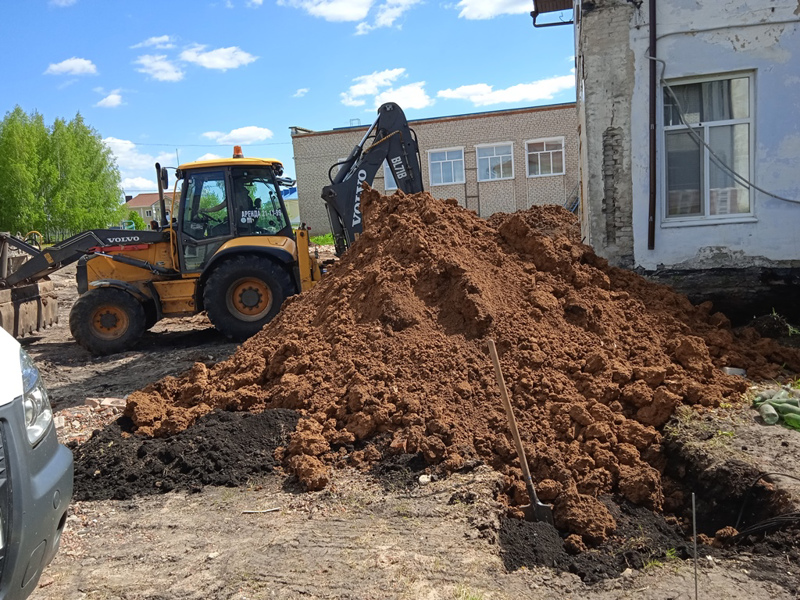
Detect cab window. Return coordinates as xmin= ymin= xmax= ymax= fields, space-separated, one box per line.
xmin=231 ymin=168 xmax=291 ymax=236
xmin=182 ymin=171 xmax=230 ymax=240
xmin=181 ymin=170 xmax=230 ymax=271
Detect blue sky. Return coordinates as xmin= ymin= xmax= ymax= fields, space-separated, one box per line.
xmin=0 ymin=0 xmax=575 ymax=195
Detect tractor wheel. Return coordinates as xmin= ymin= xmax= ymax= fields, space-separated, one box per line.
xmin=203 ymin=255 xmax=294 ymax=341
xmin=69 ymin=288 xmax=146 ymax=355
xmin=143 ymin=300 xmax=159 ymax=330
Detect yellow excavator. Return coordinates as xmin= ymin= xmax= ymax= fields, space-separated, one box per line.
xmin=0 ymin=102 xmax=423 ymax=355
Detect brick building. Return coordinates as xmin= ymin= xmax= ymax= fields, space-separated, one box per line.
xmin=290 ymin=103 xmax=578 ymax=235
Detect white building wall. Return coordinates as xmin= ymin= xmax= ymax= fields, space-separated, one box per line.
xmin=633 ymin=0 xmax=800 ymax=270
xmin=581 ymin=0 xmax=800 ymax=270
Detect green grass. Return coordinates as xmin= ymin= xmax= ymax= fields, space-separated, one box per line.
xmin=310 ymin=233 xmax=334 ymax=246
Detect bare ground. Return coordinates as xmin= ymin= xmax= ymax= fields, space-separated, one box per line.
xmin=23 ymin=263 xmax=800 ymax=600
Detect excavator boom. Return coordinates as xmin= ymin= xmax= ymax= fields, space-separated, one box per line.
xmin=321 ymin=102 xmax=424 ymax=256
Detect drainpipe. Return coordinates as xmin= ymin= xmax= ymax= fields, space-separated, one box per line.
xmin=648 ymin=0 xmax=657 ymax=250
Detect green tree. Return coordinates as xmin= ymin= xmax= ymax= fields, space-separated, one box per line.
xmin=0 ymin=107 xmax=124 ymax=237
xmin=127 ymin=210 xmax=146 ymax=230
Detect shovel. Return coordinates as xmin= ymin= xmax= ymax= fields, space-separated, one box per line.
xmin=487 ymin=339 xmax=555 ymax=526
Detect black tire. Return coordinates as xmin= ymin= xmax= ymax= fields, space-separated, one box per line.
xmin=69 ymin=288 xmax=147 ymax=355
xmin=143 ymin=300 xmax=159 ymax=330
xmin=203 ymin=255 xmax=295 ymax=341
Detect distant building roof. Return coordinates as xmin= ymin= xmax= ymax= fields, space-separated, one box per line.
xmin=126 ymin=192 xmax=172 ymax=208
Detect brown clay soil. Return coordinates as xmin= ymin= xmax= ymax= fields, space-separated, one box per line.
xmin=114 ymin=188 xmax=800 ymax=544
xmin=22 ymin=191 xmax=800 ymax=598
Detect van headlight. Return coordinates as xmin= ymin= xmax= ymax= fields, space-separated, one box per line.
xmin=18 ymin=348 xmax=53 ymax=445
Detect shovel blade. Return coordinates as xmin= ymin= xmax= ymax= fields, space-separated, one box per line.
xmin=522 ymin=502 xmax=555 ymax=526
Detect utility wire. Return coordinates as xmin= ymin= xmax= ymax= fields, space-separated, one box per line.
xmin=129 ymin=141 xmax=293 ymax=148
xmin=734 ymin=471 xmax=800 ymax=531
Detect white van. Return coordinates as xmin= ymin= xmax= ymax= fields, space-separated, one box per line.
xmin=0 ymin=328 xmax=73 ymax=599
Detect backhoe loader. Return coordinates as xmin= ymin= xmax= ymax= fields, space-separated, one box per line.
xmin=1 ymin=149 xmax=323 ymax=354
xmin=0 ymin=102 xmax=422 ymax=355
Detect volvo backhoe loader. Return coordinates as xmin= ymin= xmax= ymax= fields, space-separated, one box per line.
xmin=1 ymin=150 xmax=322 ymax=354
xmin=0 ymin=102 xmax=422 ymax=355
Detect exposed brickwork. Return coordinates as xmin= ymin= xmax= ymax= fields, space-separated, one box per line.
xmin=577 ymin=0 xmax=637 ymax=268
xmin=291 ymin=104 xmax=579 ymax=234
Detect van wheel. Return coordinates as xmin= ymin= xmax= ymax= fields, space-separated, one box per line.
xmin=69 ymin=288 xmax=146 ymax=355
xmin=203 ymin=256 xmax=295 ymax=341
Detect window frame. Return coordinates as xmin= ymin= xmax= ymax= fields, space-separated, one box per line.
xmin=525 ymin=137 xmax=566 ymax=178
xmin=428 ymin=147 xmax=465 ymax=187
xmin=475 ymin=142 xmax=515 ymax=182
xmin=382 ymin=161 xmax=397 ymax=191
xmin=660 ymin=71 xmax=756 ymax=226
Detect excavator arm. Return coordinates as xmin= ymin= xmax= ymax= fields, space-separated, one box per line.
xmin=321 ymin=102 xmax=423 ymax=256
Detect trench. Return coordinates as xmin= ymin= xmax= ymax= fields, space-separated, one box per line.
xmin=494 ymin=417 xmax=800 ymax=588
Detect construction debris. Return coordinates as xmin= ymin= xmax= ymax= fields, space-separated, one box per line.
xmin=94 ymin=188 xmax=800 ymax=543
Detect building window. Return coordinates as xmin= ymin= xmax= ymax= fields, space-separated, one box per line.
xmin=477 ymin=143 xmax=514 ymax=181
xmin=526 ymin=138 xmax=564 ymax=177
xmin=429 ymin=148 xmax=465 ymax=186
xmin=145 ymin=210 xmax=152 ymax=217
xmin=663 ymin=73 xmax=752 ymax=219
xmin=383 ymin=161 xmax=397 ymax=190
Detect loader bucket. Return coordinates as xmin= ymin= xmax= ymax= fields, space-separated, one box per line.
xmin=0 ymin=280 xmax=58 ymax=338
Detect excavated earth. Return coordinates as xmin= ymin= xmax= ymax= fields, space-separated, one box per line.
xmin=75 ymin=188 xmax=800 ymax=552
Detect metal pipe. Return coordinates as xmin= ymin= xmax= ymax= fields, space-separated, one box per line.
xmin=648 ymin=0 xmax=657 ymax=250
xmin=0 ymin=237 xmax=8 ymax=279
xmin=156 ymin=162 xmax=168 ymax=228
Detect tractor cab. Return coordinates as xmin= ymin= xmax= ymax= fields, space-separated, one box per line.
xmin=172 ymin=148 xmax=294 ymax=273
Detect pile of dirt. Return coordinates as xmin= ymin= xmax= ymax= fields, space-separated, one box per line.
xmin=111 ymin=187 xmax=800 ymax=544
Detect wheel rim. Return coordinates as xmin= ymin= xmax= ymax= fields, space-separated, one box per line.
xmin=226 ymin=277 xmax=273 ymax=322
xmin=90 ymin=304 xmax=130 ymax=340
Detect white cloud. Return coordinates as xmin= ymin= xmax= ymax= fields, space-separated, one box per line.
xmin=294 ymin=88 xmax=309 ymax=97
xmin=104 ymin=137 xmax=174 ymax=178
xmin=131 ymin=35 xmax=175 ymax=50
xmin=247 ymin=0 xmax=264 ymax=5
xmin=374 ymin=82 xmax=432 ymax=110
xmin=134 ymin=54 xmax=184 ymax=82
xmin=437 ymin=73 xmax=575 ymax=106
xmin=95 ymin=90 xmax=123 ymax=108
xmin=355 ymin=0 xmax=421 ymax=33
xmin=195 ymin=153 xmax=224 ymax=161
xmin=202 ymin=126 xmax=274 ymax=145
xmin=341 ymin=67 xmax=406 ymax=106
xmin=374 ymin=0 xmax=421 ymax=29
xmin=179 ymin=45 xmax=257 ymax=71
xmin=44 ymin=57 xmax=97 ymax=76
xmin=277 ymin=0 xmax=374 ymax=22
xmin=456 ymin=0 xmax=531 ymax=19
xmin=50 ymin=0 xmax=77 ymax=6
xmin=122 ymin=177 xmax=157 ymax=192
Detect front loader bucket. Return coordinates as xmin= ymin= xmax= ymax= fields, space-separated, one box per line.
xmin=0 ymin=280 xmax=58 ymax=338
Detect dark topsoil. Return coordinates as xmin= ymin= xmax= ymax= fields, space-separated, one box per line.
xmin=72 ymin=409 xmax=299 ymax=501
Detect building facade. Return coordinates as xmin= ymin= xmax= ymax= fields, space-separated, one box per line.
xmin=291 ymin=104 xmax=579 ymax=235
xmin=125 ymin=193 xmax=173 ymax=224
xmin=573 ymin=0 xmax=800 ymax=318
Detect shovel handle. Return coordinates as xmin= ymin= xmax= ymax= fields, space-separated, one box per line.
xmin=488 ymin=339 xmax=537 ymax=491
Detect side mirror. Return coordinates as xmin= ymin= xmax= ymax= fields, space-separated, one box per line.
xmin=160 ymin=167 xmax=169 ymax=189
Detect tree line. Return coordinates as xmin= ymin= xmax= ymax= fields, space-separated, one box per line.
xmin=0 ymin=106 xmax=125 ymax=241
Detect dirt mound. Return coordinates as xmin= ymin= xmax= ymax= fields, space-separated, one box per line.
xmin=119 ymin=187 xmax=800 ymax=544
